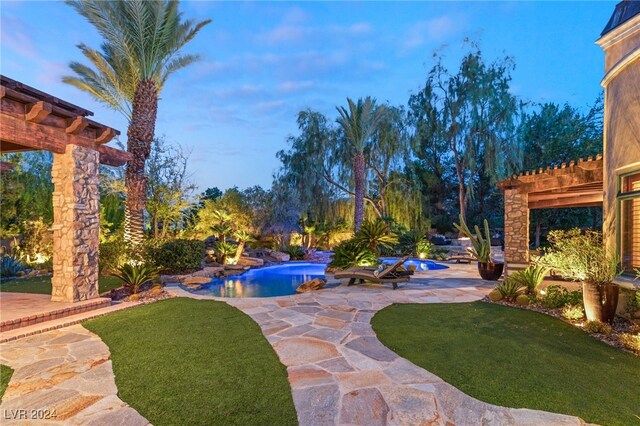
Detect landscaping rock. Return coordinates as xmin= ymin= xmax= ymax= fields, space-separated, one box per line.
xmin=270 ymin=251 xmax=291 ymax=262
xmin=296 ymin=278 xmax=327 ymax=293
xmin=191 ymin=267 xmax=224 ymax=278
xmin=183 ymin=276 xmax=212 ymax=285
xmin=236 ymin=256 xmax=264 ymax=267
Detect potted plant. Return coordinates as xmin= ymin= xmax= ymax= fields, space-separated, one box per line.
xmin=537 ymin=229 xmax=621 ymax=323
xmin=453 ymin=215 xmax=504 ymax=280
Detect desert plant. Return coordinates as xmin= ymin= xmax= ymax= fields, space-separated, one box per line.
xmin=509 ymin=265 xmax=549 ymax=294
xmin=0 ymin=255 xmax=25 ymax=277
xmin=112 ymin=262 xmax=160 ymax=294
xmin=495 ymin=278 xmax=524 ymax=301
xmin=353 ymin=219 xmax=398 ymax=254
xmin=583 ymin=320 xmax=612 ymax=335
xmin=539 ymin=285 xmax=582 ymax=309
xmin=283 ymin=245 xmax=305 ymax=261
xmin=328 ymin=240 xmax=378 ymax=270
xmin=149 ymin=239 xmax=205 ymax=273
xmin=214 ymin=242 xmax=237 ymax=265
xmin=562 ymin=304 xmax=585 ymax=321
xmin=398 ymin=231 xmax=433 ymax=258
xmin=488 ymin=289 xmax=503 ymax=302
xmin=453 ymin=215 xmax=492 ymax=263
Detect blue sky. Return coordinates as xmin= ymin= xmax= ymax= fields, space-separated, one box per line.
xmin=1 ymin=1 xmax=615 ymax=192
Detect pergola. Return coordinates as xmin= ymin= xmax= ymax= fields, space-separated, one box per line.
xmin=0 ymin=75 xmax=131 ymax=302
xmin=498 ymin=155 xmax=604 ymax=271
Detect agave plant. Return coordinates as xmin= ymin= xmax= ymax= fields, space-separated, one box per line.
xmin=495 ymin=278 xmax=524 ymax=301
xmin=329 ymin=240 xmax=378 ymax=270
xmin=0 ymin=255 xmax=25 ymax=277
xmin=112 ymin=262 xmax=160 ymax=294
xmin=508 ymin=265 xmax=549 ymax=294
xmin=453 ymin=215 xmax=492 ymax=263
xmin=353 ymin=219 xmax=398 ymax=255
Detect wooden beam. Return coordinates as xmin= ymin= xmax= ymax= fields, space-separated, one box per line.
xmin=0 ymin=87 xmax=6 ymax=99
xmin=25 ymin=101 xmax=52 ymax=124
xmin=529 ymin=194 xmax=603 ymax=210
xmin=98 ymin=144 xmax=132 ymax=167
xmin=65 ymin=116 xmax=89 ymax=134
xmin=95 ymin=127 xmax=117 ymax=144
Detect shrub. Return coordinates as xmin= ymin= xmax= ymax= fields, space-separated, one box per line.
xmin=329 ymin=240 xmax=378 ymax=270
xmin=488 ymin=289 xmax=503 ymax=302
xmin=149 ymin=239 xmax=205 ymax=273
xmin=495 ymin=279 xmax=524 ymax=302
xmin=398 ymin=231 xmax=432 ymax=257
xmin=353 ymin=220 xmax=398 ymax=255
xmin=112 ymin=262 xmax=160 ymax=294
xmin=562 ymin=304 xmax=585 ymax=321
xmin=213 ymin=242 xmax=236 ymax=265
xmin=619 ymin=333 xmax=640 ymax=353
xmin=539 ymin=285 xmax=583 ymax=309
xmin=584 ymin=320 xmax=612 ymax=335
xmin=508 ymin=265 xmax=548 ymax=294
xmin=0 ymin=255 xmax=25 ymax=277
xmin=99 ymin=240 xmax=127 ymax=273
xmin=623 ymin=288 xmax=640 ymax=318
xmin=283 ymin=245 xmax=305 ymax=261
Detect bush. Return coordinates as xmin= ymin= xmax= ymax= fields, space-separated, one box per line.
xmin=508 ymin=265 xmax=548 ymax=294
xmin=0 ymin=255 xmax=25 ymax=277
xmin=149 ymin=239 xmax=205 ymax=273
xmin=584 ymin=320 xmax=612 ymax=335
xmin=353 ymin=220 xmax=398 ymax=255
xmin=619 ymin=333 xmax=640 ymax=353
xmin=283 ymin=245 xmax=305 ymax=260
xmin=623 ymin=289 xmax=640 ymax=318
xmin=99 ymin=240 xmax=127 ymax=273
xmin=540 ymin=285 xmax=582 ymax=309
xmin=398 ymin=231 xmax=432 ymax=257
xmin=562 ymin=304 xmax=585 ymax=321
xmin=329 ymin=240 xmax=378 ymax=270
xmin=495 ymin=279 xmax=524 ymax=302
xmin=112 ymin=262 xmax=160 ymax=294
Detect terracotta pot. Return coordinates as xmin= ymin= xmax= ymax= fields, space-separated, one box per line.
xmin=478 ymin=262 xmax=504 ymax=281
xmin=582 ymin=282 xmax=619 ymax=324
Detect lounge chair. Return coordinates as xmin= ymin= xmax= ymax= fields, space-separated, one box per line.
xmin=447 ymin=250 xmax=474 ymax=264
xmin=334 ymin=256 xmax=410 ymax=290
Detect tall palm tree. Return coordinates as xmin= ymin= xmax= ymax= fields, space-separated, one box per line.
xmin=64 ymin=0 xmax=211 ymax=247
xmin=336 ymin=97 xmax=386 ymax=231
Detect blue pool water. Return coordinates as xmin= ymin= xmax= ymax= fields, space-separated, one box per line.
xmin=187 ymin=258 xmax=447 ymax=298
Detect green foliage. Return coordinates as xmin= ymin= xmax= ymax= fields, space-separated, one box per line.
xmin=488 ymin=289 xmax=503 ymax=302
xmin=214 ymin=242 xmax=236 ymax=265
xmin=99 ymin=240 xmax=127 ymax=273
xmin=537 ymin=229 xmax=621 ymax=285
xmin=328 ymin=240 xmax=378 ymax=270
xmin=0 ymin=364 xmax=13 ymax=402
xmin=619 ymin=333 xmax=640 ymax=353
xmin=623 ymin=288 xmax=640 ymax=317
xmin=562 ymin=305 xmax=585 ymax=321
xmin=149 ymin=239 xmax=204 ymax=273
xmin=453 ymin=215 xmax=492 ymax=263
xmin=540 ymin=285 xmax=583 ymax=309
xmin=353 ymin=219 xmax=398 ymax=254
xmin=112 ymin=262 xmax=160 ymax=294
xmin=584 ymin=320 xmax=612 ymax=335
xmin=508 ymin=265 xmax=549 ymax=294
xmin=0 ymin=255 xmax=25 ymax=277
xmin=398 ymin=230 xmax=433 ymax=257
xmin=495 ymin=279 xmax=524 ymax=301
xmin=515 ymin=294 xmax=530 ymax=306
xmin=283 ymin=245 xmax=305 ymax=261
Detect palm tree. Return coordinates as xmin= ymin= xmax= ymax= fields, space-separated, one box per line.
xmin=64 ymin=0 xmax=211 ymax=247
xmin=336 ymin=97 xmax=386 ymax=231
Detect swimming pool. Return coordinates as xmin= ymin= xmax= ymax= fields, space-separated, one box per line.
xmin=186 ymin=258 xmax=447 ymax=298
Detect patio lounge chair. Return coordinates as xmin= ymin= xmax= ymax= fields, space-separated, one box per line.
xmin=334 ymin=256 xmax=410 ymax=290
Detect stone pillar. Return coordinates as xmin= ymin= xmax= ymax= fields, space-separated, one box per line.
xmin=504 ymin=189 xmax=529 ymax=272
xmin=51 ymin=144 xmax=100 ymax=302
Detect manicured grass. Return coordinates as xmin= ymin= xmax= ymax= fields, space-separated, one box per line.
xmin=0 ymin=364 xmax=13 ymax=402
xmin=83 ymin=298 xmax=297 ymax=425
xmin=372 ymin=302 xmax=640 ymax=426
xmin=0 ymin=275 xmax=123 ymax=295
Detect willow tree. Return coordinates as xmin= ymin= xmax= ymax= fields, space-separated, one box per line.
xmin=64 ymin=0 xmax=210 ymax=247
xmin=336 ymin=97 xmax=386 ymax=231
xmin=418 ymin=45 xmax=521 ymax=222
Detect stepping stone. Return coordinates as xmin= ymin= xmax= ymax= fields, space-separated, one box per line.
xmin=345 ymin=337 xmax=398 ymax=362
xmin=339 ymin=387 xmax=389 ymax=426
xmin=292 ymin=384 xmax=339 ymax=426
xmin=273 ymin=337 xmax=339 ymax=366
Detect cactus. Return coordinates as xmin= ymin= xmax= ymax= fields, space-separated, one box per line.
xmin=453 ymin=215 xmax=492 ymax=263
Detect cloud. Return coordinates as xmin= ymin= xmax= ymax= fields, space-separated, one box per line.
xmin=403 ymin=16 xmax=458 ymax=50
xmin=254 ymin=100 xmax=286 ymax=113
xmin=277 ymin=80 xmax=316 ymax=93
xmin=0 ymin=16 xmax=38 ymax=59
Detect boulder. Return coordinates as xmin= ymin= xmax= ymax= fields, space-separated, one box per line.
xmin=191 ymin=267 xmax=224 ymax=278
xmin=270 ymin=251 xmax=291 ymax=262
xmin=183 ymin=276 xmax=213 ymax=285
xmin=296 ymin=278 xmax=326 ymax=293
xmin=236 ymin=256 xmax=264 ymax=267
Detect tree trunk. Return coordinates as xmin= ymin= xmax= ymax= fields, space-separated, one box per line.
xmin=235 ymin=241 xmax=245 ymax=261
xmin=353 ymin=151 xmax=366 ymax=231
xmin=124 ymin=79 xmax=158 ymax=249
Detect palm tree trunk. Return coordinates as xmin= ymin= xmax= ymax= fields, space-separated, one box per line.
xmin=235 ymin=241 xmax=245 ymax=261
xmin=124 ymin=79 xmax=158 ymax=248
xmin=353 ymin=151 xmax=366 ymax=231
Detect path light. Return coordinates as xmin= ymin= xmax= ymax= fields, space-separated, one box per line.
xmin=418 ymin=252 xmax=427 ymax=260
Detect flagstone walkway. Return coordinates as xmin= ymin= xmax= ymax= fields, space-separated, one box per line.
xmin=166 ymin=265 xmax=589 ymax=426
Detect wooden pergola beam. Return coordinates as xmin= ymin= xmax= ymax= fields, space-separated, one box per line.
xmin=98 ymin=144 xmax=132 ymax=167
xmin=529 ymin=192 xmax=603 ymax=210
xmin=25 ymin=101 xmax=52 ymax=124
xmin=65 ymin=116 xmax=89 ymax=135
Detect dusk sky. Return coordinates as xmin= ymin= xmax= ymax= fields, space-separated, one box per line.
xmin=1 ymin=1 xmax=615 ymax=192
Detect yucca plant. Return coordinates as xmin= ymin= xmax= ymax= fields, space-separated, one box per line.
xmin=509 ymin=265 xmax=549 ymax=295
xmin=495 ymin=278 xmax=524 ymax=302
xmin=329 ymin=240 xmax=378 ymax=270
xmin=112 ymin=262 xmax=160 ymax=294
xmin=214 ymin=242 xmax=236 ymax=265
xmin=353 ymin=219 xmax=398 ymax=255
xmin=0 ymin=255 xmax=25 ymax=277
xmin=453 ymin=215 xmax=492 ymax=263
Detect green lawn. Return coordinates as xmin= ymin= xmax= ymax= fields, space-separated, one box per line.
xmin=372 ymin=302 xmax=640 ymax=426
xmin=0 ymin=275 xmax=123 ymax=295
xmin=0 ymin=364 xmax=13 ymax=402
xmin=83 ymin=298 xmax=297 ymax=425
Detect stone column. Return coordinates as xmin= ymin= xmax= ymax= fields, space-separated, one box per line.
xmin=51 ymin=144 xmax=100 ymax=302
xmin=503 ymin=189 xmax=529 ymax=272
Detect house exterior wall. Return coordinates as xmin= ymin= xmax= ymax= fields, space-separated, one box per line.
xmin=597 ymin=15 xmax=640 ymax=257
